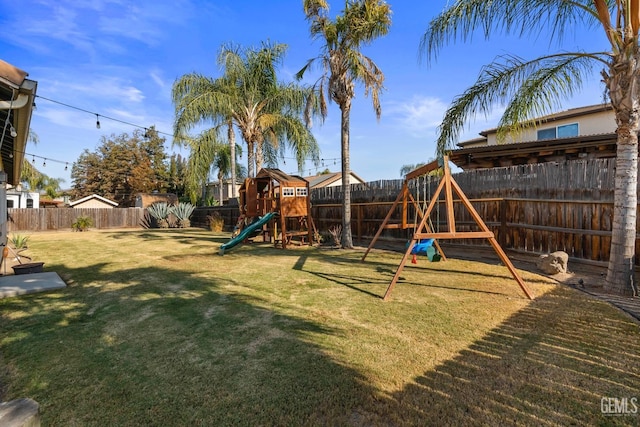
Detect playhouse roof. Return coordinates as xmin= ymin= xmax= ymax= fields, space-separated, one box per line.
xmin=255 ymin=168 xmax=308 ymax=186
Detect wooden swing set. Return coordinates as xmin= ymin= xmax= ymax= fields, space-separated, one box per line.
xmin=362 ymin=156 xmax=534 ymax=301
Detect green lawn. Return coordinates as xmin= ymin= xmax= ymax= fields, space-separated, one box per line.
xmin=1 ymin=229 xmax=639 ymax=426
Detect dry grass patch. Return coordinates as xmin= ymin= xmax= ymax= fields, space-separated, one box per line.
xmin=0 ymin=229 xmax=638 ymax=425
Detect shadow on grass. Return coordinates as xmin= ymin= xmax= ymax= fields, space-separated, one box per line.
xmin=3 ymin=236 xmax=639 ymax=425
xmin=0 ymin=260 xmax=377 ymax=426
xmin=373 ymin=286 xmax=640 ymax=426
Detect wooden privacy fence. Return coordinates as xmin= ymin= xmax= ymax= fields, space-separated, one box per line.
xmin=7 ymin=208 xmax=146 ymax=232
xmin=310 ymin=197 xmax=623 ymax=264
xmin=5 ymin=159 xmax=635 ymax=265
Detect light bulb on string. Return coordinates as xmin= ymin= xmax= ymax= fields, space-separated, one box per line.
xmin=96 ymin=114 xmax=101 ymax=129
xmin=64 ymin=163 xmax=68 ymax=171
xmin=43 ymin=159 xmax=47 ymax=167
xmin=32 ymin=155 xmax=35 ymax=164
xmin=10 ymin=125 xmax=17 ymax=138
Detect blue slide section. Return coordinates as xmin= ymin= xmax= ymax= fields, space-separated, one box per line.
xmin=219 ymin=212 xmax=277 ymax=255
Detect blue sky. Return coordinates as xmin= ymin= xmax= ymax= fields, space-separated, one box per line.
xmin=1 ymin=0 xmax=609 ymax=187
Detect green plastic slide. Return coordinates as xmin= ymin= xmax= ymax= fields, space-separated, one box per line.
xmin=219 ymin=212 xmax=277 ymax=255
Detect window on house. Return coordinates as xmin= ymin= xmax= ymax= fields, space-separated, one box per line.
xmin=6 ymin=200 xmax=13 ymax=209
xmin=537 ymin=123 xmax=579 ymax=140
xmin=296 ymin=187 xmax=308 ymax=197
xmin=282 ymin=187 xmax=295 ymax=197
xmin=557 ymin=123 xmax=579 ymax=138
xmin=26 ymin=199 xmax=33 ymax=208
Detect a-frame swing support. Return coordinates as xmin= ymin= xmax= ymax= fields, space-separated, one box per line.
xmin=362 ymin=156 xmax=534 ymax=301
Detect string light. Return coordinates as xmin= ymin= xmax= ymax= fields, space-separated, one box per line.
xmin=35 ymin=95 xmax=173 ymax=137
xmin=9 ymin=124 xmax=17 ymax=138
xmin=43 ymin=159 xmax=47 ymax=167
xmin=64 ymin=162 xmax=68 ymax=171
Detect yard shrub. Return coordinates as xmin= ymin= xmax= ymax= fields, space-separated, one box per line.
xmin=72 ymin=216 xmax=93 ymax=232
xmin=172 ymin=202 xmax=195 ymax=228
xmin=147 ymin=202 xmax=171 ymax=228
xmin=207 ymin=212 xmax=225 ymax=232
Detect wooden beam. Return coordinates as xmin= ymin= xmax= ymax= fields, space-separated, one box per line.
xmin=414 ymin=231 xmax=495 ymax=239
xmin=405 ymin=159 xmax=441 ymax=181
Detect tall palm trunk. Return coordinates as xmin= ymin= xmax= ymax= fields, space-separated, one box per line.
xmin=255 ymin=140 xmax=264 ymax=174
xmin=217 ymin=170 xmax=224 ymax=206
xmin=340 ymin=100 xmax=353 ymax=249
xmin=604 ymin=53 xmax=640 ymax=296
xmin=228 ymin=121 xmax=237 ymax=199
xmin=606 ymin=123 xmax=638 ymax=295
xmin=247 ymin=141 xmax=255 ymax=178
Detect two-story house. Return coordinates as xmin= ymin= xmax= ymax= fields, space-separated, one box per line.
xmin=449 ymin=104 xmax=617 ymax=169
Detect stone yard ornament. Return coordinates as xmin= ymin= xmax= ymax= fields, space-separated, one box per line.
xmin=536 ymin=251 xmax=569 ymax=275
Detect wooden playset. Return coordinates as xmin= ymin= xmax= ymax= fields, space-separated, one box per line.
xmin=236 ymin=168 xmax=315 ymax=249
xmin=362 ymin=156 xmax=534 ymax=301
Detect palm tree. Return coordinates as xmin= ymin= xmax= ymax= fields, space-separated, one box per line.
xmin=173 ymin=41 xmax=320 ymax=180
xmin=178 ymin=128 xmax=222 ymax=204
xmin=399 ymin=163 xmax=426 ymax=177
xmin=299 ymin=0 xmax=391 ymax=248
xmin=422 ymin=0 xmax=639 ymax=296
xmin=212 ymin=143 xmax=244 ymax=205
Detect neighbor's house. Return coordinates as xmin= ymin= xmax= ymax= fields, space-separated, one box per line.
xmin=69 ymin=194 xmax=118 ymax=209
xmin=449 ymin=103 xmax=617 ymax=170
xmin=204 ymin=178 xmax=243 ymax=204
xmin=6 ymin=186 xmax=39 ymax=208
xmin=303 ymin=171 xmax=367 ymax=189
xmin=0 ymin=60 xmax=37 ymax=244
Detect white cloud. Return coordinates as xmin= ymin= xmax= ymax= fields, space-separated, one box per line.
xmin=386 ymin=96 xmax=448 ymax=138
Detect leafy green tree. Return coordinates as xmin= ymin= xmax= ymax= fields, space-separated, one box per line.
xmin=71 ymin=128 xmax=170 ymax=207
xmin=422 ymin=0 xmax=639 ymax=296
xmin=167 ymin=153 xmax=188 ymax=198
xmin=172 ymin=41 xmax=320 ymax=180
xmin=298 ymin=0 xmax=391 ymax=248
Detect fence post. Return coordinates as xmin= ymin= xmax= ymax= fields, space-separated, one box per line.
xmin=499 ymin=198 xmax=507 ymax=248
xmin=356 ymin=204 xmax=362 ymax=241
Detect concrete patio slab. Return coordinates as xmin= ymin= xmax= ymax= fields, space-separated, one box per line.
xmin=0 ymin=272 xmax=66 ymax=299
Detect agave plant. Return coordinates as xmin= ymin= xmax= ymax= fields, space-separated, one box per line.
xmin=171 ymin=202 xmax=195 ymax=228
xmin=147 ymin=202 xmax=171 ymax=228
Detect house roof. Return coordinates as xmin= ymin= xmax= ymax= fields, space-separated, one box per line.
xmin=475 ymin=103 xmax=612 ymax=138
xmin=69 ymin=194 xmax=119 ymax=207
xmin=256 ymin=168 xmax=307 ymax=186
xmin=303 ymin=171 xmax=366 ymax=189
xmin=449 ymin=132 xmax=618 ymax=169
xmin=0 ymin=60 xmax=38 ymax=185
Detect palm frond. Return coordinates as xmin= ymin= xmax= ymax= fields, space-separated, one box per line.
xmin=420 ymin=0 xmax=600 ymax=63
xmin=435 ymin=51 xmax=605 ymax=153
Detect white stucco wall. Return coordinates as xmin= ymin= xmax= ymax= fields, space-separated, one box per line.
xmin=6 ymin=191 xmax=39 ymax=208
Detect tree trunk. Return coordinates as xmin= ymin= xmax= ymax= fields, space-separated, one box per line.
xmin=603 ymin=52 xmax=640 ymax=296
xmin=247 ymin=141 xmax=255 ymax=178
xmin=228 ymin=121 xmax=237 ymax=199
xmin=605 ymin=125 xmax=638 ymax=296
xmin=340 ymin=101 xmax=353 ymax=249
xmin=255 ymin=141 xmax=264 ymax=175
xmin=218 ymin=171 xmax=224 ymax=206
